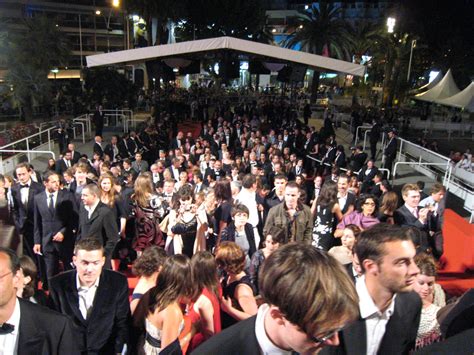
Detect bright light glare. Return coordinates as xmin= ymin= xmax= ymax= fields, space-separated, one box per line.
xmin=429 ymin=71 xmax=440 ymax=83
xmin=95 ymin=10 xmax=101 ymax=15
xmin=112 ymin=0 xmax=120 ymax=7
xmin=387 ymin=17 xmax=396 ymax=33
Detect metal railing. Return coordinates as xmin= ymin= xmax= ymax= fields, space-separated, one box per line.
xmin=306 ymin=154 xmax=391 ymax=180
xmin=101 ymin=109 xmax=134 ymax=132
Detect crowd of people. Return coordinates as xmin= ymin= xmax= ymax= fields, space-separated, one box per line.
xmin=0 ymin=98 xmax=472 ymax=355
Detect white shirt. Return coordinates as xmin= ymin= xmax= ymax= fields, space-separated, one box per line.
xmin=338 ymin=192 xmax=348 ymax=211
xmin=236 ymin=188 xmax=261 ymax=247
xmin=357 ymin=276 xmax=396 ymax=355
xmin=84 ymin=200 xmax=100 ymax=219
xmin=255 ymin=304 xmax=291 ymax=355
xmin=0 ymin=298 xmax=21 ymax=355
xmin=76 ymin=274 xmax=99 ymax=320
xmin=19 ymin=180 xmax=32 ymax=206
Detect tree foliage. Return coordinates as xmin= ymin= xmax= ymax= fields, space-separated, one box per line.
xmin=83 ymin=68 xmax=139 ymax=109
xmin=0 ymin=16 xmax=70 ymax=120
xmin=285 ymin=2 xmax=353 ymax=102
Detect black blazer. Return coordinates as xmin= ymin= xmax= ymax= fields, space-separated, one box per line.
xmin=48 ymin=269 xmax=131 ymax=355
xmin=193 ymin=315 xmax=259 ymax=354
xmin=34 ymin=189 xmax=78 ymax=253
xmin=93 ymin=142 xmax=104 ymax=157
xmin=18 ymin=298 xmax=79 ymax=355
xmin=55 ymin=159 xmax=72 ymax=175
xmin=384 ymin=137 xmax=398 ymax=158
xmin=77 ymin=201 xmax=119 ymax=259
xmin=11 ymin=181 xmax=44 ymax=233
xmin=220 ymin=222 xmax=257 ymax=258
xmin=71 ymin=150 xmax=81 ymax=165
xmin=322 ymin=291 xmax=421 ymax=355
xmin=394 ymin=205 xmax=428 ymax=231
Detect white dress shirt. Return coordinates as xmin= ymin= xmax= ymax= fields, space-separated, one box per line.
xmin=84 ymin=200 xmax=100 ymax=219
xmin=357 ymin=276 xmax=396 ymax=355
xmin=19 ymin=180 xmax=32 ymax=206
xmin=338 ymin=193 xmax=348 ymax=211
xmin=47 ymin=190 xmax=58 ymax=208
xmin=76 ymin=274 xmax=99 ymax=320
xmin=255 ymin=303 xmax=291 ymax=355
xmin=0 ymin=298 xmax=21 ymax=355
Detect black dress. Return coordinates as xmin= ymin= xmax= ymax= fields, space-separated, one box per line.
xmin=221 ymin=275 xmax=255 ymax=329
xmin=170 ymin=215 xmax=197 ymax=258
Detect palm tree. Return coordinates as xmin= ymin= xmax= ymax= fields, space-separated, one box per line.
xmin=0 ymin=16 xmax=70 ymax=120
xmin=285 ymin=2 xmax=354 ymax=103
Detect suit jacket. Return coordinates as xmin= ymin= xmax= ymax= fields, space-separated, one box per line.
xmin=394 ymin=205 xmax=428 ymax=232
xmin=77 ymin=201 xmax=118 ymax=259
xmin=343 ymin=262 xmax=357 ymax=284
xmin=71 ymin=150 xmax=81 ymax=165
xmin=55 ymin=159 xmax=72 ymax=175
xmin=349 ymin=152 xmax=368 ymax=171
xmin=18 ymin=298 xmax=79 ymax=355
xmin=322 ymin=292 xmax=421 ymax=355
xmin=11 ymin=181 xmax=44 ymax=233
xmin=93 ymin=142 xmax=104 ymax=157
xmin=48 ymin=269 xmax=130 ymax=355
xmin=193 ymin=316 xmax=259 ymax=354
xmin=131 ymin=160 xmax=149 ymax=174
xmin=384 ymin=137 xmax=398 ymax=158
xmin=34 ymin=189 xmax=78 ymax=253
xmin=170 ymin=138 xmax=182 ymax=150
xmin=104 ymin=144 xmax=120 ymax=162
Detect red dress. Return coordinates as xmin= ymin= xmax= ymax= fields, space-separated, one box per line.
xmin=187 ymin=288 xmax=222 ymax=352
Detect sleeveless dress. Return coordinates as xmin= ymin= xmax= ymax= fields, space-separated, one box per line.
xmin=221 ymin=275 xmax=255 ymax=329
xmin=312 ymin=204 xmax=336 ymax=251
xmin=144 ymin=318 xmax=184 ymax=355
xmin=171 ymin=216 xmax=197 ymax=258
xmin=187 ymin=288 xmax=222 ymax=352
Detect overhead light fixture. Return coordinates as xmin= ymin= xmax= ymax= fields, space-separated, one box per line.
xmin=95 ymin=10 xmax=101 ymax=15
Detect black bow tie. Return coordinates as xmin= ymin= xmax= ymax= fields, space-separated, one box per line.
xmin=0 ymin=323 xmax=14 ymax=334
xmin=20 ymin=184 xmax=30 ymax=189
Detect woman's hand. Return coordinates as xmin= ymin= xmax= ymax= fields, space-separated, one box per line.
xmin=220 ymin=296 xmax=233 ymax=314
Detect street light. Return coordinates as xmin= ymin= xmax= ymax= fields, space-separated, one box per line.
xmin=386 ymin=17 xmax=396 ymax=33
xmin=407 ymin=39 xmax=417 ymax=83
xmin=95 ymin=0 xmax=120 ymax=52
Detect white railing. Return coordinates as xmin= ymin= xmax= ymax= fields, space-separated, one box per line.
xmin=101 ymin=109 xmax=134 ymax=132
xmin=306 ymin=154 xmax=391 ymax=180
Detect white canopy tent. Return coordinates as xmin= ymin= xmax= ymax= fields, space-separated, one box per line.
xmin=415 ymin=69 xmax=460 ymax=102
xmin=86 ymin=36 xmax=365 ymax=76
xmin=436 ymin=82 xmax=474 ymax=112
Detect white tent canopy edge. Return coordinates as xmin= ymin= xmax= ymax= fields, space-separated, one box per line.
xmin=86 ymin=36 xmax=365 ymax=77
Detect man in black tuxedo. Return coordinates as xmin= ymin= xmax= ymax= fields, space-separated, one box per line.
xmin=194 ymin=243 xmax=359 ymax=355
xmin=48 ymin=238 xmax=130 ymax=354
xmin=103 ymin=135 xmax=121 ymax=163
xmin=93 ymin=104 xmax=104 ymax=137
xmin=33 ymin=171 xmax=78 ymax=280
xmin=11 ymin=162 xmax=44 ymax=259
xmin=0 ymin=247 xmax=78 ymax=355
xmin=358 ymin=159 xmax=379 ymax=193
xmin=67 ymin=143 xmax=81 ymax=165
xmin=92 ymin=135 xmax=104 ymax=158
xmin=77 ymin=184 xmax=118 ymax=267
xmin=348 ymin=145 xmax=368 ymax=171
xmin=394 ymin=183 xmax=430 ymax=232
xmin=170 ymin=131 xmax=184 ymax=149
xmin=383 ymin=128 xmax=398 ymax=174
xmin=369 ymin=119 xmax=382 ymax=160
xmin=55 ymin=150 xmax=73 ymax=175
xmin=323 ymin=224 xmax=422 ymax=355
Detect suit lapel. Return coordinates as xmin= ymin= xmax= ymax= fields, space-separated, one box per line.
xmin=341 ymin=318 xmax=367 ymax=355
xmin=378 ymin=297 xmax=404 ymax=354
xmin=88 ymin=203 xmax=102 ymax=223
xmin=87 ymin=271 xmax=109 ymax=322
xmin=18 ymin=300 xmax=46 ymax=354
xmin=65 ymin=271 xmax=87 ymax=324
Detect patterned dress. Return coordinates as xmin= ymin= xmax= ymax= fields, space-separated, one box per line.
xmin=415 ymin=303 xmax=442 ymax=349
xmin=312 ymin=204 xmax=336 ymax=251
xmin=132 ymin=195 xmax=165 ymax=252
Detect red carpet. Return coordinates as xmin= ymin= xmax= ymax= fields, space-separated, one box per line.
xmin=178 ymin=121 xmax=202 ymax=138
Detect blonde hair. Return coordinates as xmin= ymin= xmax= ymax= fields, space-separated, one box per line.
xmin=132 ymin=173 xmax=154 ymax=208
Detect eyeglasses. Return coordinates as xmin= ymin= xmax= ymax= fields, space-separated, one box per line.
xmin=0 ymin=271 xmax=12 ymax=280
xmin=307 ymin=326 xmax=344 ymax=344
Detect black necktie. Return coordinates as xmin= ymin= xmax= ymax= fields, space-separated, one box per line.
xmin=20 ymin=184 xmax=29 ymax=189
xmin=0 ymin=323 xmax=14 ymax=334
xmin=49 ymin=193 xmax=55 ymax=215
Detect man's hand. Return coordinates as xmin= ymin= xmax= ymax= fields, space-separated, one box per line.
xmin=418 ymin=208 xmax=429 ymax=224
xmin=52 ymin=232 xmax=64 ymax=242
xmin=33 ymin=244 xmax=41 ymax=254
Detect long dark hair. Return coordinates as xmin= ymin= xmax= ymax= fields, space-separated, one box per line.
xmin=148 ymin=254 xmax=192 ymax=313
xmin=316 ymin=181 xmax=338 ymax=210
xmin=191 ymin=251 xmax=220 ymax=302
